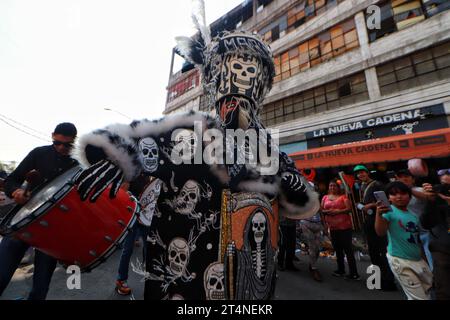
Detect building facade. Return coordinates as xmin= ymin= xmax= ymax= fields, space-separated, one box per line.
xmin=164 ymin=0 xmax=450 ymax=172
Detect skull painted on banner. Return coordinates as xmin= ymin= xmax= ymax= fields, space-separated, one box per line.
xmin=168 ymin=238 xmax=190 ymax=277
xmin=139 ymin=137 xmax=159 ymax=173
xmin=204 ymin=262 xmax=225 ymax=300
xmin=174 ymin=180 xmax=200 ymax=215
xmin=252 ymin=211 xmax=266 ymax=245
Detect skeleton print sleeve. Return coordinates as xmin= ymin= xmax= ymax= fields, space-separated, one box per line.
xmin=73 ymin=110 xmax=213 ymax=182
xmin=72 ymin=123 xmax=142 ymax=181
xmin=277 ymin=152 xmax=320 ymax=220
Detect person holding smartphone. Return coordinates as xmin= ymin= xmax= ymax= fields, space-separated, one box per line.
xmin=353 ymin=164 xmax=396 ymax=291
xmin=375 ymin=181 xmax=433 ymax=300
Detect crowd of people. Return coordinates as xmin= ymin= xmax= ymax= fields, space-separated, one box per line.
xmin=0 ymin=11 xmax=448 ymax=300
xmin=277 ymin=163 xmax=450 ymax=300
xmin=0 ymin=122 xmax=449 ymax=300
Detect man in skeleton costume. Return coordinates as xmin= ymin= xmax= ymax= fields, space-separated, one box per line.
xmin=72 ymin=2 xmax=319 ymax=300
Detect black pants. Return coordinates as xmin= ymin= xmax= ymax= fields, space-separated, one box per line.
xmin=279 ymin=224 xmax=296 ymax=268
xmin=364 ymin=214 xmax=396 ymax=289
xmin=330 ymin=229 xmax=358 ymax=276
xmin=0 ymin=237 xmax=57 ymax=300
xmin=432 ymin=251 xmax=450 ymax=300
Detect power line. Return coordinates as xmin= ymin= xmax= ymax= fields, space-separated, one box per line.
xmin=0 ymin=116 xmax=51 ymax=143
xmin=0 ymin=113 xmax=49 ymax=138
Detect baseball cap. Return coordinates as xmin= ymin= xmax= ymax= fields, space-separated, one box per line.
xmin=353 ymin=165 xmax=369 ymax=174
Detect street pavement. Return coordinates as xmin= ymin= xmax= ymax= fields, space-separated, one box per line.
xmin=0 ymin=238 xmax=403 ymax=300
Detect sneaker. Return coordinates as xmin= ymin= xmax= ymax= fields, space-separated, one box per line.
xmin=345 ymin=274 xmax=361 ymax=281
xmin=309 ymin=267 xmax=323 ymax=282
xmin=116 ymin=280 xmax=132 ymax=295
xmin=332 ymin=270 xmax=345 ymax=277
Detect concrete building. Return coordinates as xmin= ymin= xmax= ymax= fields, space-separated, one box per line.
xmin=164 ymin=0 xmax=450 ymax=173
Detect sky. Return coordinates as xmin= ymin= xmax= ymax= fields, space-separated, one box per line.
xmin=0 ymin=0 xmax=244 ymax=163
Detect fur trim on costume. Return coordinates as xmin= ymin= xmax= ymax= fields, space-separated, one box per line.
xmin=129 ymin=110 xmax=212 ymax=139
xmin=237 ymin=176 xmax=280 ymax=198
xmin=72 ymin=123 xmax=141 ymax=181
xmin=278 ymin=185 xmax=320 ymax=220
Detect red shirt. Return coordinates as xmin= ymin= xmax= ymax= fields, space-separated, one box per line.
xmin=322 ymin=195 xmax=353 ymax=231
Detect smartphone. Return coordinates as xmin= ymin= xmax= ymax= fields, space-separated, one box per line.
xmin=373 ymin=191 xmax=392 ymax=210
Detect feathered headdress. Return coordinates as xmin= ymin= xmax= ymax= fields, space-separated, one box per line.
xmin=175 ymin=0 xmax=275 ymax=107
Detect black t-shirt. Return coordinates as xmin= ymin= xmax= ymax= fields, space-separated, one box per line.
xmin=5 ymin=145 xmax=78 ymax=198
xmin=360 ymin=180 xmax=384 ymax=205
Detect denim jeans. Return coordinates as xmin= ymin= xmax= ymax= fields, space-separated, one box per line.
xmin=0 ymin=236 xmax=57 ymax=300
xmin=117 ymin=222 xmax=150 ymax=281
xmin=420 ymin=233 xmax=433 ymax=271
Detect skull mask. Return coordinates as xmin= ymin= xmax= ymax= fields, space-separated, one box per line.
xmin=252 ymin=211 xmax=266 ymax=245
xmin=168 ymin=237 xmax=190 ymax=277
xmin=173 ymin=129 xmax=197 ymax=161
xmin=218 ymin=53 xmax=261 ymax=101
xmin=204 ymin=262 xmax=225 ymax=300
xmin=139 ymin=137 xmax=158 ymax=173
xmin=174 ymin=180 xmax=200 ymax=215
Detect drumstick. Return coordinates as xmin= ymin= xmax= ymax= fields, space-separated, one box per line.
xmin=24 ymin=170 xmax=42 ymax=193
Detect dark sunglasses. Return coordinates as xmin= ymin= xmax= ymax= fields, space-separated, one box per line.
xmin=53 ymin=140 xmax=74 ymax=148
xmin=437 ymin=169 xmax=450 ymax=176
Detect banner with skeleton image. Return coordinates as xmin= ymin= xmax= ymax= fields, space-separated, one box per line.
xmin=223 ymin=192 xmax=279 ymax=300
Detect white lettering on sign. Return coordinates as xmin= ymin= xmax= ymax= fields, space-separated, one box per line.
xmin=311 ymin=109 xmax=425 ymax=138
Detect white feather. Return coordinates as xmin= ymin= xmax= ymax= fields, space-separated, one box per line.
xmin=175 ymin=36 xmax=195 ymax=62
xmin=191 ymin=0 xmax=211 ymax=45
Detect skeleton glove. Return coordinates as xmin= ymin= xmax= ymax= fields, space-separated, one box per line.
xmin=75 ymin=159 xmax=124 ymax=202
xmin=281 ymin=172 xmax=307 ymax=194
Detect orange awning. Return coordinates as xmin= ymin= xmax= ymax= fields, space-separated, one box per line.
xmin=290 ymin=128 xmax=450 ymax=169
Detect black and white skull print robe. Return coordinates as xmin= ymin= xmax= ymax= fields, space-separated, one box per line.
xmin=73 ymin=110 xmax=320 ymax=300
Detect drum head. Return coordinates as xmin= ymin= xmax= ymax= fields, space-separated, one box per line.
xmin=9 ymin=166 xmax=81 ymax=227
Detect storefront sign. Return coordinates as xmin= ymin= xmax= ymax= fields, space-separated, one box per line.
xmin=306 ymin=104 xmax=447 ymax=148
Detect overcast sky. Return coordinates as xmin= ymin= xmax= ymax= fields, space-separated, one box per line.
xmin=0 ymin=0 xmax=243 ymax=163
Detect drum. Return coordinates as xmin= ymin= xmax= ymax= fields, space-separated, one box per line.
xmin=0 ymin=166 xmax=138 ymax=272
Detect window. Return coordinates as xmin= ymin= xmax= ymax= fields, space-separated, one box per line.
xmin=423 ymin=0 xmax=450 ymax=17
xmin=261 ymin=72 xmax=369 ymax=125
xmin=273 ymin=18 xmax=359 ymax=83
xmin=367 ymin=1 xmax=396 ymax=42
xmin=392 ymin=0 xmax=425 ymax=30
xmin=368 ymin=0 xmax=450 ymax=42
xmin=376 ymin=41 xmax=450 ymax=95
xmin=167 ymin=70 xmax=200 ymax=103
xmin=257 ymin=0 xmax=345 ymax=43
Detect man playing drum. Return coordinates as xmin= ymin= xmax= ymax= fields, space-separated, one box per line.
xmin=0 ymin=122 xmax=78 ymax=300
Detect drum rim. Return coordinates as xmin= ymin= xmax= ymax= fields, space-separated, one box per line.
xmin=0 ymin=166 xmax=82 ymax=236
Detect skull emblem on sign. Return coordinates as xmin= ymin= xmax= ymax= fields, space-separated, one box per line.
xmin=204 ymin=262 xmax=225 ymax=300
xmin=252 ymin=211 xmax=266 ymax=245
xmin=139 ymin=137 xmax=159 ymax=173
xmin=174 ymin=180 xmax=200 ymax=216
xmin=168 ymin=237 xmax=190 ymax=277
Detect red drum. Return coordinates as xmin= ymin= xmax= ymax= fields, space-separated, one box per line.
xmin=0 ymin=166 xmax=138 ymax=272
